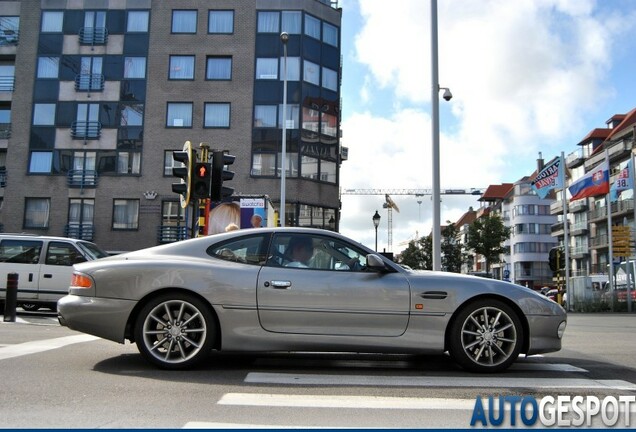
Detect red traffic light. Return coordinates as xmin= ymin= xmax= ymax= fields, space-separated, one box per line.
xmin=195 ymin=163 xmax=209 ymax=178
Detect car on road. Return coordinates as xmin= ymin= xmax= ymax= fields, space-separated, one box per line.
xmin=0 ymin=234 xmax=109 ymax=311
xmin=58 ymin=227 xmax=567 ymax=373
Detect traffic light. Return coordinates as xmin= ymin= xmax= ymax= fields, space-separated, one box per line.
xmin=171 ymin=141 xmax=193 ymax=208
xmin=548 ymin=247 xmax=565 ymax=271
xmin=211 ymin=150 xmax=235 ymax=201
xmin=191 ymin=162 xmax=212 ymax=200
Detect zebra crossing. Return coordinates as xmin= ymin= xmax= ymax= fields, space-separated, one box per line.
xmin=184 ymin=360 xmax=636 ymax=429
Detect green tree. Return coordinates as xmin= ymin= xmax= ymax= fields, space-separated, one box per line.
xmin=398 ymin=236 xmax=432 ymax=270
xmin=441 ymin=222 xmax=463 ymax=273
xmin=464 ymin=214 xmax=510 ymax=275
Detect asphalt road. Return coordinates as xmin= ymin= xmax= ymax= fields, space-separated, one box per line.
xmin=0 ymin=311 xmax=635 ymax=428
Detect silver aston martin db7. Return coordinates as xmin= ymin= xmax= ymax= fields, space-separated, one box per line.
xmin=58 ymin=227 xmax=566 ymax=373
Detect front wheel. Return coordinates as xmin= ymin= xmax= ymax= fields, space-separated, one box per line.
xmin=20 ymin=303 xmax=40 ymax=312
xmin=134 ymin=293 xmax=216 ymax=369
xmin=449 ymin=299 xmax=523 ymax=373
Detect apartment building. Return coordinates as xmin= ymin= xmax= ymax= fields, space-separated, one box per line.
xmin=0 ymin=0 xmax=343 ymax=252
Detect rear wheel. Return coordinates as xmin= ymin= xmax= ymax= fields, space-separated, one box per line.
xmin=134 ymin=293 xmax=216 ymax=369
xmin=20 ymin=303 xmax=40 ymax=312
xmin=449 ymin=299 xmax=523 ymax=373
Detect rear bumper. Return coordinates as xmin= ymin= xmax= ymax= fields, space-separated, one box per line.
xmin=57 ymin=295 xmax=136 ymax=343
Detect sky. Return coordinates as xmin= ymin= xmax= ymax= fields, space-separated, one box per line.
xmin=336 ymin=0 xmax=636 ymax=253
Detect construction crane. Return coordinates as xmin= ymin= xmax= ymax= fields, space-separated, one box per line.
xmin=341 ymin=187 xmax=485 ymax=252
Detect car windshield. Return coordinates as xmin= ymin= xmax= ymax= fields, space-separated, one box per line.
xmin=77 ymin=241 xmax=109 ymax=260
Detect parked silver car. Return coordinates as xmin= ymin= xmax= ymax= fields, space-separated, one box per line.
xmin=58 ymin=227 xmax=566 ymax=372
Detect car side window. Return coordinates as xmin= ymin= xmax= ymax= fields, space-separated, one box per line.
xmin=0 ymin=240 xmax=43 ymax=264
xmin=207 ymin=234 xmax=268 ymax=265
xmin=266 ymin=234 xmax=368 ymax=272
xmin=45 ymin=242 xmax=83 ymax=266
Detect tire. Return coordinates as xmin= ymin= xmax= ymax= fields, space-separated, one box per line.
xmin=20 ymin=303 xmax=40 ymax=312
xmin=449 ymin=299 xmax=523 ymax=373
xmin=134 ymin=293 xmax=216 ymax=369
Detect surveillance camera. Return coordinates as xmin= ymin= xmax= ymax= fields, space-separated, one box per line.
xmin=442 ymin=88 xmax=453 ymax=101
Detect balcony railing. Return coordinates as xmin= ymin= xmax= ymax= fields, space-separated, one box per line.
xmin=71 ymin=121 xmax=101 ymax=139
xmin=75 ymin=74 xmax=104 ymax=92
xmin=590 ymin=234 xmax=608 ymax=248
xmin=0 ymin=75 xmax=15 ymax=91
xmin=570 ymin=200 xmax=587 ymax=213
xmin=67 ymin=170 xmax=98 ymax=188
xmin=0 ymin=123 xmax=10 ymax=139
xmin=64 ymin=224 xmax=94 ymax=241
xmin=566 ymin=148 xmax=587 ymax=168
xmin=157 ymin=225 xmax=188 ymax=244
xmin=0 ymin=29 xmax=19 ymax=45
xmin=0 ymin=167 xmax=6 ymax=187
xmin=79 ymin=27 xmax=108 ymax=45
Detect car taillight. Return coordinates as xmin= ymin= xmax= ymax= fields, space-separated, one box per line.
xmin=71 ymin=273 xmax=93 ymax=289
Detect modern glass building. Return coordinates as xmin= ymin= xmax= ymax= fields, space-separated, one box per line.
xmin=0 ymin=0 xmax=343 ymax=252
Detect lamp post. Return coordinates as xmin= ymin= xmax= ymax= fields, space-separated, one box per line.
xmin=280 ymin=31 xmax=289 ymax=227
xmin=372 ymin=210 xmax=381 ymax=252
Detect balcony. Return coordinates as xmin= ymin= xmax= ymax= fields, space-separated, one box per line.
xmin=75 ymin=74 xmax=104 ymax=92
xmin=0 ymin=167 xmax=6 ymax=187
xmin=0 ymin=75 xmax=14 ymax=92
xmin=566 ymin=148 xmax=587 ymax=169
xmin=0 ymin=123 xmax=10 ymax=139
xmin=79 ymin=27 xmax=108 ymax=45
xmin=71 ymin=121 xmax=101 ymax=139
xmin=64 ymin=224 xmax=94 ymax=241
xmin=67 ymin=170 xmax=98 ymax=188
xmin=610 ymin=198 xmax=634 ymax=218
xmin=570 ymin=221 xmax=588 ymax=236
xmin=551 ymin=221 xmax=568 ymax=236
xmin=157 ymin=225 xmax=187 ymax=244
xmin=0 ymin=29 xmax=19 ymax=45
xmin=569 ymin=200 xmax=587 ymax=213
xmin=550 ymin=200 xmax=563 ymax=215
xmin=589 ymin=206 xmax=607 ymax=222
xmin=570 ymin=246 xmax=589 ymax=258
xmin=590 ymin=234 xmax=608 ymax=249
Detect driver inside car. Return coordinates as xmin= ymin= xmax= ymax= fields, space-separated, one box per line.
xmin=284 ymin=236 xmax=314 ymax=268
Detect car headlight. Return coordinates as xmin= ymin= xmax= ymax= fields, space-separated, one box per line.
xmin=557 ymin=320 xmax=567 ymax=339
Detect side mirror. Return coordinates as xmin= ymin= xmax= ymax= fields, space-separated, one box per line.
xmin=366 ymin=254 xmax=388 ymax=272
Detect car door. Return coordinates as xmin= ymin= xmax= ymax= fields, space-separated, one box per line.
xmin=256 ymin=233 xmax=411 ymax=337
xmin=0 ymin=239 xmax=42 ymax=300
xmin=38 ymin=241 xmax=82 ymax=302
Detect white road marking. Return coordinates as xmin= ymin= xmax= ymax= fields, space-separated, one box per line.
xmin=218 ymin=393 xmax=476 ymax=410
xmin=0 ymin=334 xmax=100 ymax=361
xmin=184 ymin=422 xmax=330 ymax=429
xmin=511 ymin=362 xmax=588 ymax=372
xmin=245 ymin=372 xmax=636 ymax=391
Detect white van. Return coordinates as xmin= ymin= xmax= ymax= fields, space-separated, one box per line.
xmin=0 ymin=234 xmax=109 ymax=311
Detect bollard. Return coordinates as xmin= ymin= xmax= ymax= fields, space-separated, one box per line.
xmin=3 ymin=273 xmax=18 ymax=322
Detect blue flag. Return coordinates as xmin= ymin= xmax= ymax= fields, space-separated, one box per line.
xmin=531 ymin=156 xmax=563 ymax=199
xmin=610 ymin=159 xmax=633 ymax=202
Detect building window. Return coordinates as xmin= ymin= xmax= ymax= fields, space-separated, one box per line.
xmin=305 ymin=15 xmax=320 ymax=39
xmin=127 ymin=11 xmax=149 ymax=32
xmin=118 ymin=152 xmax=141 ymax=174
xmin=303 ymin=60 xmax=320 ymax=86
xmin=323 ymin=22 xmax=338 ymax=47
xmin=257 ymin=11 xmax=279 ymax=33
xmin=208 ymin=10 xmax=233 ymax=34
xmin=29 ymin=152 xmax=53 ymax=173
xmin=167 ymin=103 xmax=192 ymax=127
xmin=124 ymin=57 xmax=146 ymax=79
xmin=280 ymin=57 xmax=300 ymax=81
xmin=322 ymin=67 xmax=338 ymax=91
xmin=204 ymin=103 xmax=230 ymax=128
xmin=278 ymin=151 xmax=298 ymax=178
xmin=301 ymin=156 xmax=319 ymax=180
xmin=321 ymin=160 xmax=336 ymax=183
xmin=164 ymin=150 xmax=181 ymax=176
xmin=0 ymin=17 xmax=19 ymax=45
xmin=120 ymin=104 xmax=143 ymax=126
xmin=25 ymin=198 xmax=50 ymax=229
xmin=278 ymin=104 xmax=299 ymax=129
xmin=169 ymin=55 xmax=195 ymax=80
xmin=282 ymin=11 xmax=301 ymax=34
xmin=113 ymin=199 xmax=139 ymax=230
xmin=33 ymin=104 xmax=56 ymax=126
xmin=41 ymin=11 xmax=63 ymax=33
xmin=254 ymin=105 xmax=277 ymax=128
xmin=251 ymin=153 xmax=276 ymax=176
xmin=172 ymin=10 xmax=197 ymax=34
xmin=37 ymin=57 xmax=59 ymax=78
xmin=256 ymin=58 xmax=278 ymax=80
xmin=206 ymin=57 xmax=232 ymax=80
xmin=321 ymin=112 xmax=337 ymax=137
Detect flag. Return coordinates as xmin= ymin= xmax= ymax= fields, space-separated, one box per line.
xmin=568 ymin=160 xmax=609 ymax=201
xmin=531 ymin=156 xmax=563 ymax=199
xmin=610 ymin=159 xmax=633 ymax=202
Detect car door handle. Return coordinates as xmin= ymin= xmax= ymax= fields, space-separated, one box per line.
xmin=43 ymin=274 xmax=53 ymax=279
xmin=29 ymin=273 xmax=33 ymax=282
xmin=270 ymin=280 xmax=292 ymax=289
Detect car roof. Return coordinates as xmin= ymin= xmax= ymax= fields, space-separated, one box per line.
xmin=0 ymin=233 xmax=94 ymax=244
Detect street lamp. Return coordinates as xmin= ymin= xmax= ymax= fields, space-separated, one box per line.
xmin=372 ymin=210 xmax=381 ymax=252
xmin=279 ymin=31 xmax=289 ymax=227
xmin=430 ymin=0 xmax=452 ymax=271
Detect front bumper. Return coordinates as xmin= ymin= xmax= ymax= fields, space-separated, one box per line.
xmin=525 ymin=314 xmax=566 ymax=355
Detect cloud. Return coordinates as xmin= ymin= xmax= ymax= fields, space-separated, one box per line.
xmin=339 ymin=0 xmax=634 ymax=252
